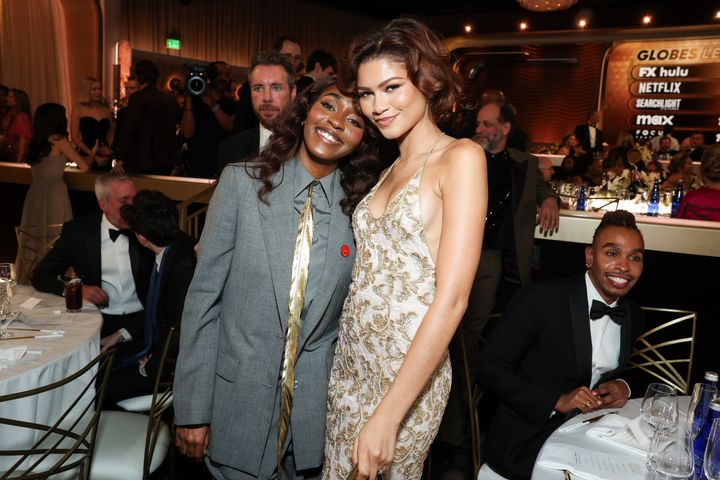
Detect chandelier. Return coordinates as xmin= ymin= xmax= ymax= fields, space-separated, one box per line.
xmin=516 ymin=0 xmax=578 ymax=12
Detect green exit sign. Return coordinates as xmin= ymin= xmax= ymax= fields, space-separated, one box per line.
xmin=166 ymin=38 xmax=181 ymax=50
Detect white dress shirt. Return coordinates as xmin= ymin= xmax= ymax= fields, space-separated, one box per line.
xmin=585 ymin=272 xmax=621 ymax=389
xmin=100 ymin=214 xmax=144 ymax=317
xmin=259 ymin=123 xmax=272 ymax=151
xmin=588 ymin=125 xmax=597 ymax=149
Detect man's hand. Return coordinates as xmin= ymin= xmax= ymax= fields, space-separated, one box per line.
xmin=82 ymin=285 xmax=109 ymax=308
xmin=100 ymin=331 xmax=124 ymax=353
xmin=593 ymin=380 xmax=630 ymax=408
xmin=537 ymin=196 xmax=560 ymax=235
xmin=555 ymin=386 xmax=602 ymax=414
xmin=176 ymin=425 xmax=210 ymax=462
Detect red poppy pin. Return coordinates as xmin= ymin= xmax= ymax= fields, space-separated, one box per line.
xmin=341 ymin=244 xmax=350 ymax=257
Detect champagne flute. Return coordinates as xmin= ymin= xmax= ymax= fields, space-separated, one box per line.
xmin=642 ymin=383 xmax=678 ymax=432
xmin=705 ymin=418 xmax=720 ymax=480
xmin=688 ymin=383 xmax=718 ymax=439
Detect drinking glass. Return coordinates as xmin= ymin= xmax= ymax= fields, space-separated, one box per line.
xmin=0 ymin=263 xmax=17 ymax=287
xmin=642 ymin=383 xmax=678 ymax=432
xmin=705 ymin=418 xmax=720 ymax=480
xmin=688 ymin=383 xmax=718 ymax=439
xmin=650 ymin=427 xmax=694 ymax=479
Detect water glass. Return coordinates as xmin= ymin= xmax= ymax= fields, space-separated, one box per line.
xmin=688 ymin=383 xmax=718 ymax=439
xmin=649 ymin=427 xmax=694 ymax=479
xmin=705 ymin=418 xmax=720 ymax=480
xmin=642 ymin=383 xmax=678 ymax=432
xmin=0 ymin=263 xmax=17 ymax=287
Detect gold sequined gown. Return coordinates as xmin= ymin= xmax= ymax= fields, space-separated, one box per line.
xmin=323 ymin=161 xmax=451 ymax=479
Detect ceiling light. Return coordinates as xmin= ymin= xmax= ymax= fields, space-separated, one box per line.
xmin=578 ymin=18 xmax=588 ymax=28
xmin=716 ymin=10 xmax=720 ymax=20
xmin=464 ymin=24 xmax=472 ymax=33
xmin=517 ymin=0 xmax=577 ymax=12
xmin=642 ymin=15 xmax=652 ymax=25
xmin=519 ymin=21 xmax=529 ymax=31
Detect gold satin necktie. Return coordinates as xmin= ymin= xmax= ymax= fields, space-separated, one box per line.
xmin=278 ymin=182 xmax=315 ymax=471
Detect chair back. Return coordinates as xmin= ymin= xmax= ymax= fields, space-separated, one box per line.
xmin=625 ymin=307 xmax=697 ymax=394
xmin=142 ymin=325 xmax=178 ymax=477
xmin=14 ymin=224 xmax=63 ymax=285
xmin=0 ymin=349 xmax=115 ymax=479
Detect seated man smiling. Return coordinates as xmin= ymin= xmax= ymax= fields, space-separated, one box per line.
xmin=479 ymin=210 xmax=646 ymax=479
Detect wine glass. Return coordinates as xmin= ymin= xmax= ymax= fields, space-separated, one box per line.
xmin=688 ymin=383 xmax=718 ymax=439
xmin=642 ymin=383 xmax=678 ymax=432
xmin=651 ymin=427 xmax=694 ymax=479
xmin=705 ymin=418 xmax=720 ymax=480
xmin=0 ymin=263 xmax=17 ymax=292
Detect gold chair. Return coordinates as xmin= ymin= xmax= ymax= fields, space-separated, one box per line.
xmin=626 ymin=307 xmax=697 ymax=394
xmin=91 ymin=325 xmax=179 ymax=479
xmin=0 ymin=349 xmax=116 ymax=479
xmin=14 ymin=224 xmax=63 ymax=285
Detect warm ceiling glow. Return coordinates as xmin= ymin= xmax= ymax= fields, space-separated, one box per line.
xmin=464 ymin=24 xmax=472 ymax=33
xmin=516 ymin=0 xmax=577 ymax=12
xmin=519 ymin=21 xmax=529 ymax=31
xmin=716 ymin=10 xmax=720 ymax=20
xmin=578 ymin=18 xmax=588 ymax=28
xmin=642 ymin=15 xmax=652 ymax=25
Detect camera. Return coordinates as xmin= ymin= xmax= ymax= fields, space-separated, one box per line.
xmin=184 ymin=64 xmax=208 ymax=96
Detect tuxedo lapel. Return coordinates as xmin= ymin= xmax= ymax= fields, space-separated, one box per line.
xmin=86 ymin=216 xmax=102 ymax=286
xmin=298 ymin=173 xmax=352 ymax=351
xmin=568 ymin=275 xmax=593 ymax=387
xmin=259 ymin=164 xmax=296 ymax=332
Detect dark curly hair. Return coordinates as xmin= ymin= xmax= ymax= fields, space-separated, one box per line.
xmin=592 ymin=210 xmax=643 ymax=245
xmin=247 ymin=77 xmax=380 ymax=216
xmin=346 ymin=18 xmax=462 ymax=122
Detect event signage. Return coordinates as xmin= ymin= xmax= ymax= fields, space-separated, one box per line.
xmin=601 ymin=39 xmax=720 ymax=144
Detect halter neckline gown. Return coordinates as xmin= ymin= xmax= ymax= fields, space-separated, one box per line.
xmin=323 ymin=158 xmax=452 ymax=479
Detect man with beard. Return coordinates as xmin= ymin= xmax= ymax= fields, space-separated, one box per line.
xmin=181 ymin=60 xmax=237 ymax=178
xmin=480 ymin=210 xmax=646 ymax=479
xmin=217 ymin=52 xmax=296 ymax=173
xmin=436 ymin=101 xmax=559 ymax=476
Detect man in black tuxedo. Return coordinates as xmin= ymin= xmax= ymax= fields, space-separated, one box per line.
xmin=31 ymin=174 xmax=154 ymax=361
xmin=574 ymin=110 xmax=604 ymax=154
xmin=479 ymin=210 xmax=646 ymax=479
xmin=116 ymin=60 xmax=180 ymax=175
xmin=217 ymin=52 xmax=296 ymax=174
xmin=104 ymin=189 xmax=196 ymax=404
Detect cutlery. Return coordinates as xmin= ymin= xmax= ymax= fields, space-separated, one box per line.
xmin=560 ymin=410 xmax=619 ymax=432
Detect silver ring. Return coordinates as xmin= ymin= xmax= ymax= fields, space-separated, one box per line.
xmin=585 ymin=401 xmax=592 ymax=408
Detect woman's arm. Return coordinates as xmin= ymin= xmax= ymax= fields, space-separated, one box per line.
xmin=70 ymin=106 xmax=91 ymax=155
xmin=353 ymin=139 xmax=488 ymax=477
xmin=54 ymin=136 xmax=95 ymax=172
xmin=180 ymin=95 xmax=196 ymax=139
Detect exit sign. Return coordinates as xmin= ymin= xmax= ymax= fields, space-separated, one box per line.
xmin=166 ymin=38 xmax=181 ymax=50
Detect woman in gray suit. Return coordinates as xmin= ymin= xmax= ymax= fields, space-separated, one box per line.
xmin=174 ymin=78 xmax=380 ymax=480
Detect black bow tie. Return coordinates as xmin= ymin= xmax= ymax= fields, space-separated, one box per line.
xmin=590 ymin=299 xmax=626 ymax=325
xmin=109 ymin=228 xmax=132 ymax=242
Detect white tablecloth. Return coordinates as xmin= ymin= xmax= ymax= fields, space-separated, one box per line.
xmin=0 ymin=285 xmax=102 ymax=471
xmin=531 ymin=397 xmax=690 ymax=480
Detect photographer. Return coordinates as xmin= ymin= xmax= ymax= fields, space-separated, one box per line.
xmin=180 ymin=61 xmax=236 ymax=178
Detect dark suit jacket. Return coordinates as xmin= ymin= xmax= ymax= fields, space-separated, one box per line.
xmin=119 ymin=84 xmax=180 ymax=173
xmin=295 ymin=75 xmax=315 ymax=94
xmin=31 ymin=214 xmax=154 ymax=340
xmin=479 ymin=275 xmax=645 ymax=479
xmin=507 ymin=148 xmax=558 ymax=284
xmin=145 ymin=232 xmax=196 ymax=378
xmin=216 ymin=127 xmax=259 ymax=174
xmin=574 ymin=123 xmax=604 ymax=153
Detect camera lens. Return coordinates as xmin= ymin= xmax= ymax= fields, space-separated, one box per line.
xmin=188 ymin=77 xmax=205 ymax=96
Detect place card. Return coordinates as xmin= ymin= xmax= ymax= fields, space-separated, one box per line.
xmin=19 ymin=297 xmax=42 ymax=310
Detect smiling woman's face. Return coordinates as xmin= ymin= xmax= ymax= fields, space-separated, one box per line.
xmin=299 ymin=86 xmax=366 ymax=169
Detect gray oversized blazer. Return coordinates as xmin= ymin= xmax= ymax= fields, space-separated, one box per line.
xmin=173 ymin=160 xmax=355 ymax=475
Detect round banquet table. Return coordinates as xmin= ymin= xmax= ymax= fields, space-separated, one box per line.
xmin=0 ymin=284 xmax=102 ymax=471
xmin=531 ymin=396 xmax=691 ymax=480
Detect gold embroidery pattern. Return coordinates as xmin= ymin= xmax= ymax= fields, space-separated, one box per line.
xmin=323 ymin=164 xmax=451 ymax=479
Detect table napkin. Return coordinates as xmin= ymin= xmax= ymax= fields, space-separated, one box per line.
xmin=585 ymin=414 xmax=651 ymax=456
xmin=0 ymin=345 xmax=27 ymax=369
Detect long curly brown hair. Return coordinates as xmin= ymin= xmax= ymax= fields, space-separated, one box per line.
xmin=247 ymin=78 xmax=380 ymax=216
